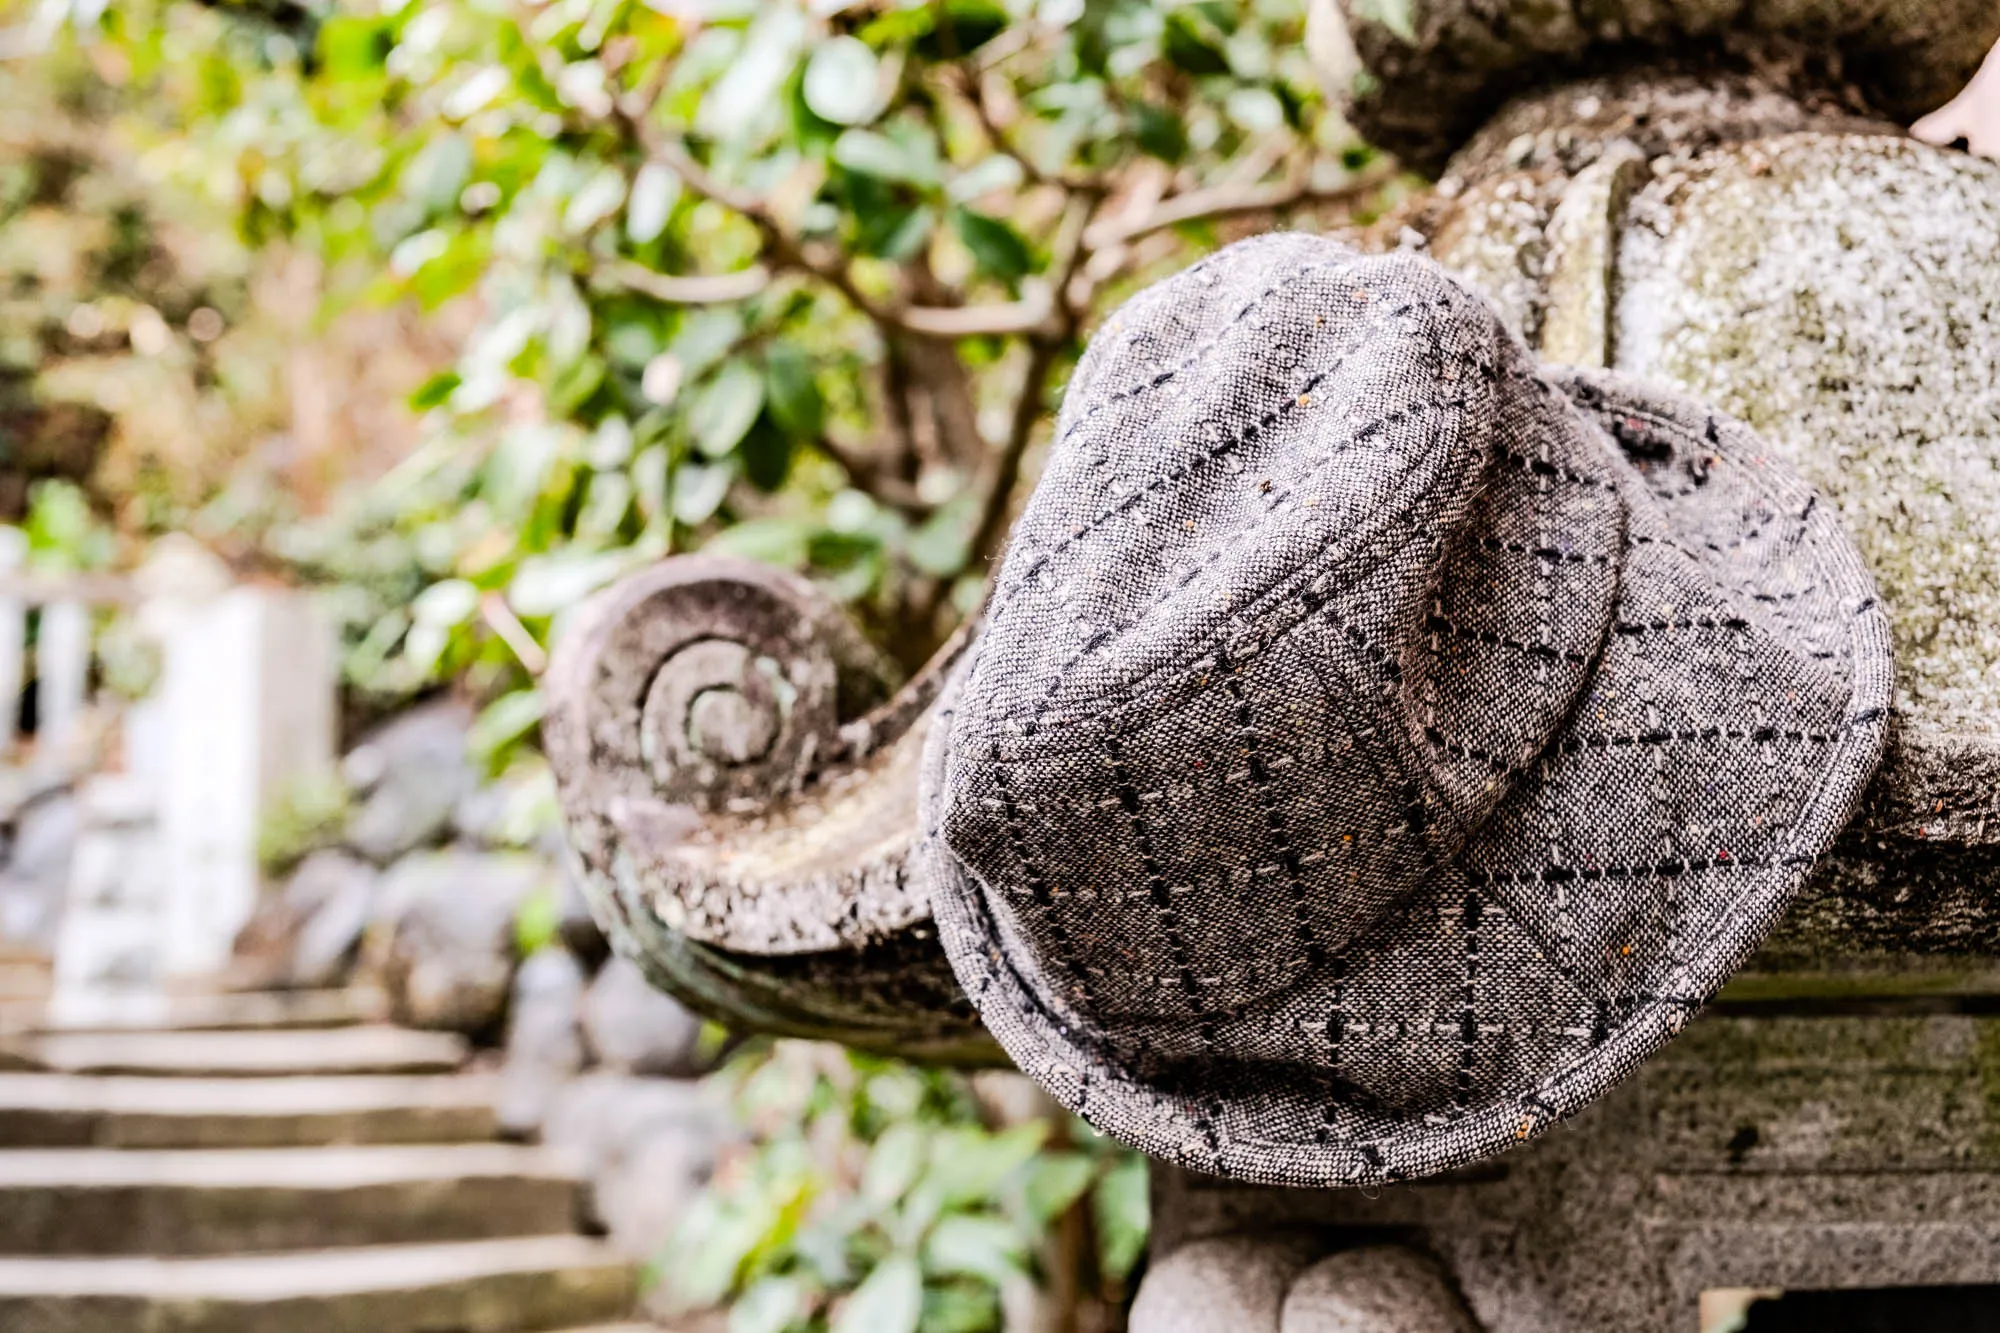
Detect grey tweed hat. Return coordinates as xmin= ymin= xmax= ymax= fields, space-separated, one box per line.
xmin=920 ymin=233 xmax=1893 ymax=1188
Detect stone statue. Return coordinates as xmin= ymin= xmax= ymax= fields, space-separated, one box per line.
xmin=547 ymin=4 xmax=2000 ymax=1327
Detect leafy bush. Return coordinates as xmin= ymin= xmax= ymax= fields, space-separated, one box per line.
xmin=25 ymin=0 xmax=1395 ymax=747
xmin=671 ymin=1042 xmax=1148 ymax=1333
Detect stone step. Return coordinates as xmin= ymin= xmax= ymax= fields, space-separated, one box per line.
xmin=6 ymin=1026 xmax=468 ymax=1078
xmin=0 ymin=1235 xmax=636 ymax=1333
xmin=0 ymin=961 xmax=51 ymax=1004
xmin=35 ymin=989 xmax=387 ymax=1034
xmin=0 ymin=1073 xmax=498 ymax=1149
xmin=0 ymin=1143 xmax=585 ymax=1256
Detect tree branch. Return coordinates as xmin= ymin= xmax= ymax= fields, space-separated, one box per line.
xmin=1083 ymin=159 xmax=1398 ymax=250
xmin=602 ymin=259 xmax=772 ymax=305
xmin=812 ymin=434 xmax=927 ymax=513
xmin=968 ymin=193 xmax=1098 ymax=568
xmin=607 ymin=91 xmax=1064 ymax=341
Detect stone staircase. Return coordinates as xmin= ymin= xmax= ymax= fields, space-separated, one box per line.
xmin=0 ymin=989 xmax=647 ymax=1332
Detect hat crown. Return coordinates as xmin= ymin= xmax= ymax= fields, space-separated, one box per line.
xmin=939 ymin=237 xmax=1625 ymax=1022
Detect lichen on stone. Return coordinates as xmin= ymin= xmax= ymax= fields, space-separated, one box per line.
xmin=1613 ymin=133 xmax=2000 ymax=734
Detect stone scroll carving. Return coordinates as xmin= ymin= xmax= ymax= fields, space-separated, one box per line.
xmin=542 ymin=556 xmax=988 ymax=1060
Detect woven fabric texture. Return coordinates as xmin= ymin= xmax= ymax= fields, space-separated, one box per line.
xmin=921 ymin=233 xmax=1893 ymax=1187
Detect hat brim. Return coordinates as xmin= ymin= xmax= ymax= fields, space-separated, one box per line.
xmin=924 ymin=368 xmax=1891 ymax=1188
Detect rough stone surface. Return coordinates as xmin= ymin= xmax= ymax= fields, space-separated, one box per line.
xmin=0 ymin=791 xmax=76 ymax=948
xmin=0 ymin=1073 xmax=497 ymax=1149
xmin=1129 ymin=1233 xmax=1324 ymax=1333
xmin=1278 ymin=1247 xmax=1481 ymax=1333
xmin=1143 ymin=1011 xmax=2000 ymax=1333
xmin=0 ymin=1234 xmax=635 ymax=1333
xmin=497 ymin=949 xmax=588 ymax=1139
xmin=364 ymin=851 xmax=550 ymax=1036
xmin=1613 ymin=132 xmax=2000 ymax=734
xmin=555 ymin=863 xmax=609 ymax=972
xmin=283 ymin=852 xmax=377 ymax=989
xmin=342 ymin=701 xmax=477 ymax=866
xmin=1326 ymin=0 xmax=2000 ymax=169
xmin=540 ymin=1073 xmax=724 ymax=1261
xmin=579 ymin=956 xmax=704 ymax=1079
xmin=0 ymin=1142 xmax=584 ymax=1256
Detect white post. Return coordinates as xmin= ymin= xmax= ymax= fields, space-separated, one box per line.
xmin=0 ymin=529 xmax=25 ymax=758
xmin=35 ymin=599 xmax=91 ymax=768
xmin=156 ymin=588 xmax=338 ymax=977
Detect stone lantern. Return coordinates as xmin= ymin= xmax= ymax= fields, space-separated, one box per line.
xmin=547 ymin=5 xmax=2000 ymax=1327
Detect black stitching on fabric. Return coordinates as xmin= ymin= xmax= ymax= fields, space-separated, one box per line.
xmin=1056 ymin=254 xmax=1361 ymax=446
xmin=989 ymin=757 xmax=1097 ymax=1010
xmin=1217 ymin=644 xmax=1324 ymax=968
xmin=995 ymin=306 xmax=1421 ymax=618
xmin=999 ymin=354 xmax=1535 ymax=723
xmin=1425 ymin=613 xmax=1594 ymax=665
xmin=1614 ymin=615 xmax=1751 ymax=635
xmin=1494 ymin=447 xmax=1618 ymax=493
xmin=1456 ymin=890 xmax=1483 ymax=1109
xmin=1101 ymin=732 xmax=1214 ymax=1034
xmin=1466 ymin=852 xmax=1770 ymax=888
xmin=1478 ymin=536 xmax=1614 ymax=566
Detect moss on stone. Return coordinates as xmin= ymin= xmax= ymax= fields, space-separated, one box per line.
xmin=1613 ymin=134 xmax=2000 ymax=734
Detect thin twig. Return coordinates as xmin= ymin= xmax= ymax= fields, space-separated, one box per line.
xmin=1084 ymin=159 xmax=1399 ymax=250
xmin=602 ymin=259 xmax=772 ymax=305
xmin=480 ymin=592 xmax=549 ymax=676
xmin=812 ymin=435 xmax=927 ymax=512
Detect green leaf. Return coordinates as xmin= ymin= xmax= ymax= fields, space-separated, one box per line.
xmin=906 ymin=491 xmax=976 ymax=578
xmin=832 ymin=1254 xmax=922 ymax=1333
xmin=1225 ymin=86 xmax=1286 ymax=135
xmin=802 ymin=36 xmax=880 ymax=126
xmin=1352 ymin=0 xmax=1420 ymax=43
xmin=831 ymin=129 xmax=939 ymax=189
xmin=1132 ymin=102 xmax=1188 ymax=163
xmin=1092 ymin=1152 xmax=1150 ymax=1281
xmin=564 ymin=167 xmax=627 ymax=233
xmin=764 ymin=346 xmax=824 ymax=439
xmin=409 ymin=371 xmax=461 ymax=410
xmin=740 ymin=415 xmax=795 ymax=491
xmin=316 ymin=16 xmax=391 ymax=77
xmin=947 ymin=155 xmax=1024 ymax=204
xmin=914 ymin=0 xmax=1009 ymax=59
xmin=673 ymin=459 xmax=736 ymax=525
xmin=951 ymin=208 xmax=1031 ymax=282
xmin=729 ymin=1275 xmax=812 ymax=1333
xmin=705 ymin=516 xmax=811 ymax=568
xmin=471 ymin=690 xmax=546 ymax=771
xmin=922 ymin=1124 xmax=1047 ymax=1210
xmin=689 ymin=360 xmax=766 ymax=458
xmin=697 ymin=8 xmax=807 ymax=140
xmin=1162 ymin=9 xmax=1231 ymax=75
xmin=874 ymin=205 xmax=936 ymax=263
xmin=1022 ymin=1152 xmax=1094 ymax=1224
xmin=923 ymin=1213 xmax=1028 ymax=1287
xmin=626 ymin=163 xmax=682 ymax=245
xmin=862 ymin=1122 xmax=928 ymax=1207
xmin=512 ymin=880 xmax=560 ymax=956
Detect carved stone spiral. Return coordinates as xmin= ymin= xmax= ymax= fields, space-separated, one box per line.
xmin=543 ymin=556 xmax=990 ymax=1060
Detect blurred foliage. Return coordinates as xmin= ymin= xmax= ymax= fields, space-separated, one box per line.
xmin=252 ymin=771 xmax=351 ymax=874
xmin=7 ymin=0 xmax=1396 ymax=745
xmin=3 ymin=3 xmax=1399 ymax=1323
xmin=671 ymin=1042 xmax=1148 ymax=1333
xmin=0 ymin=25 xmax=280 ymax=535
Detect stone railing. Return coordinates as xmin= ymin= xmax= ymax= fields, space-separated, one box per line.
xmin=548 ymin=6 xmax=2000 ymax=1330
